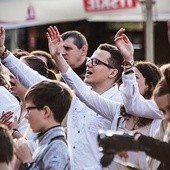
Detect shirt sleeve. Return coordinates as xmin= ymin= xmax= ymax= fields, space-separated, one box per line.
xmin=62 ymin=67 xmax=120 ymax=121
xmin=0 ymin=86 xmax=21 ymax=119
xmin=2 ymin=52 xmax=47 ymax=89
xmin=119 ymin=72 xmax=163 ymax=119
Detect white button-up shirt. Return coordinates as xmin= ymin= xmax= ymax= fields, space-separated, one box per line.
xmin=67 ymin=83 xmax=122 ymax=169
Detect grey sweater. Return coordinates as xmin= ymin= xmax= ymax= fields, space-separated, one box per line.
xmin=30 ymin=126 xmax=72 ymax=170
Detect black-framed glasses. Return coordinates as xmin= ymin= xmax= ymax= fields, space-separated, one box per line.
xmin=26 ymin=106 xmax=44 ymax=113
xmin=87 ymin=58 xmax=115 ymax=69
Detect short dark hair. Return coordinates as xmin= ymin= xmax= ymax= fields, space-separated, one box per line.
xmin=61 ymin=30 xmax=88 ymax=49
xmin=0 ymin=124 xmax=13 ymax=164
xmin=98 ymin=43 xmax=124 ymax=85
xmin=25 ymin=80 xmax=73 ymax=123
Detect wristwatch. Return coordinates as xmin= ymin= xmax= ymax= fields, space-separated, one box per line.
xmin=123 ymin=60 xmax=134 ymax=66
xmin=20 ymin=162 xmax=33 ymax=170
xmin=9 ymin=128 xmax=19 ymax=135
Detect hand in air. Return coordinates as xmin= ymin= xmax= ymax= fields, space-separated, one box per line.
xmin=46 ymin=26 xmax=63 ymax=56
xmin=114 ymin=28 xmax=134 ymax=62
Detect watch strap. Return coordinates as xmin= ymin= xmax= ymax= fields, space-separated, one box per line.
xmin=20 ymin=162 xmax=34 ymax=170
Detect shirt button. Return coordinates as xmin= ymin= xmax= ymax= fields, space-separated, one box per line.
xmin=73 ymin=146 xmax=75 ymax=149
xmin=78 ymin=131 xmax=80 ymax=133
xmin=84 ymin=116 xmax=85 ymax=118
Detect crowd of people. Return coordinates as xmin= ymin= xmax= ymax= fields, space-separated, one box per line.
xmin=0 ymin=25 xmax=169 ymax=170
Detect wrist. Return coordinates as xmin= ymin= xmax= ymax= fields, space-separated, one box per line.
xmin=0 ymin=47 xmax=10 ymax=60
xmin=123 ymin=60 xmax=134 ymax=66
xmin=124 ymin=65 xmax=134 ymax=75
xmin=134 ymin=132 xmax=142 ymax=141
xmin=0 ymin=45 xmax=5 ymax=56
xmin=9 ymin=128 xmax=19 ymax=135
xmin=20 ymin=162 xmax=34 ymax=170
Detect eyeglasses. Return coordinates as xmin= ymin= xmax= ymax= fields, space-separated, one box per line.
xmin=26 ymin=106 xmax=44 ymax=113
xmin=87 ymin=58 xmax=115 ymax=69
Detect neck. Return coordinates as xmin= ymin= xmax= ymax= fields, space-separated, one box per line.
xmin=16 ymin=89 xmax=27 ymax=102
xmin=38 ymin=124 xmax=61 ymax=138
xmin=72 ymin=57 xmax=87 ymax=75
xmin=92 ymin=82 xmax=115 ymax=94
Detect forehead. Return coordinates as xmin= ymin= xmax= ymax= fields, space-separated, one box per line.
xmin=63 ymin=37 xmax=77 ymax=47
xmin=154 ymin=94 xmax=170 ymax=111
xmin=91 ymin=49 xmax=111 ymax=61
xmin=134 ymin=67 xmax=144 ymax=77
xmin=25 ymin=99 xmax=34 ymax=106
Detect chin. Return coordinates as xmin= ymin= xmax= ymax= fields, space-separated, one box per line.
xmin=84 ymin=79 xmax=92 ymax=85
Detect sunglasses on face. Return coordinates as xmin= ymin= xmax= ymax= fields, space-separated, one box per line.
xmin=86 ymin=58 xmax=115 ymax=69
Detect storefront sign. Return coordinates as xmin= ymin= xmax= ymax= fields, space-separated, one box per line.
xmin=83 ymin=0 xmax=137 ymax=12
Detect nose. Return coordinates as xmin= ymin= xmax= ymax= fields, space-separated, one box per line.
xmin=61 ymin=48 xmax=66 ymax=56
xmin=24 ymin=112 xmax=29 ymax=119
xmin=86 ymin=59 xmax=93 ymax=68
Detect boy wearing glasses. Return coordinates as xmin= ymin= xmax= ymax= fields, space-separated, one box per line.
xmin=14 ymin=80 xmax=73 ymax=170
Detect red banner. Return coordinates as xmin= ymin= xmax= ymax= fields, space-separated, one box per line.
xmin=83 ymin=0 xmax=137 ymax=12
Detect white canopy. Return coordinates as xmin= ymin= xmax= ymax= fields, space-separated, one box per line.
xmin=0 ymin=0 xmax=170 ymax=29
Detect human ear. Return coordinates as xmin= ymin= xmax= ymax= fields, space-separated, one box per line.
xmin=43 ymin=106 xmax=51 ymax=119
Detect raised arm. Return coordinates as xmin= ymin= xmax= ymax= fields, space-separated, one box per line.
xmin=114 ymin=28 xmax=162 ymax=119
xmin=0 ymin=26 xmax=46 ymax=88
xmin=47 ymin=26 xmax=120 ymax=121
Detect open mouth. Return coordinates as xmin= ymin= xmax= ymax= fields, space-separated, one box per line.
xmin=9 ymin=81 xmax=16 ymax=91
xmin=86 ymin=70 xmax=93 ymax=75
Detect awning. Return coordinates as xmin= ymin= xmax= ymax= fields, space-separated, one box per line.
xmin=0 ymin=0 xmax=170 ymax=29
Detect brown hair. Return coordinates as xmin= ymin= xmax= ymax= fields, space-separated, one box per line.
xmin=21 ymin=55 xmax=59 ymax=80
xmin=135 ymin=61 xmax=162 ymax=99
xmin=153 ymin=66 xmax=170 ymax=98
xmin=30 ymin=50 xmax=59 ymax=74
xmin=25 ymin=80 xmax=73 ymax=123
xmin=0 ymin=124 xmax=13 ymax=164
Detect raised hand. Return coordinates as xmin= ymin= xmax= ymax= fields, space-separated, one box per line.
xmin=0 ymin=111 xmax=14 ymax=126
xmin=46 ymin=26 xmax=63 ymax=57
xmin=14 ymin=139 xmax=33 ymax=163
xmin=0 ymin=26 xmax=5 ymax=48
xmin=114 ymin=28 xmax=134 ymax=62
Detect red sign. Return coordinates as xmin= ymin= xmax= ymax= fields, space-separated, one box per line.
xmin=83 ymin=0 xmax=137 ymax=12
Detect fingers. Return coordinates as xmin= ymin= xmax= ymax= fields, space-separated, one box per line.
xmin=47 ymin=26 xmax=62 ymax=41
xmin=46 ymin=32 xmax=51 ymax=42
xmin=0 ymin=26 xmax=5 ymax=35
xmin=122 ymin=34 xmax=131 ymax=44
xmin=114 ymin=27 xmax=125 ymax=40
xmin=0 ymin=111 xmax=14 ymax=124
xmin=114 ymin=36 xmax=123 ymax=42
xmin=14 ymin=116 xmax=18 ymax=123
